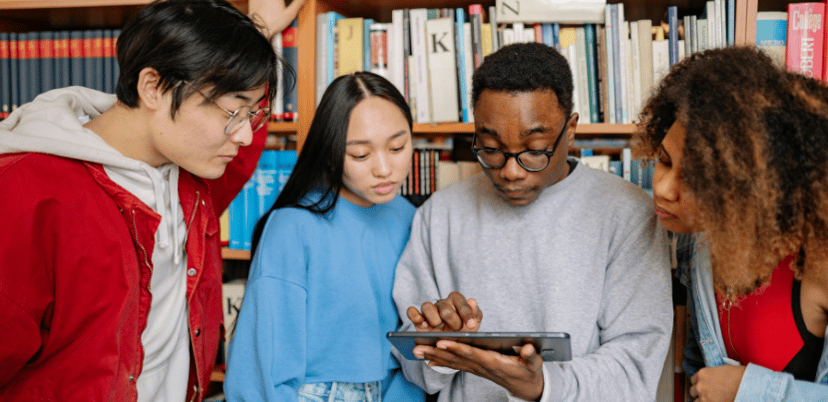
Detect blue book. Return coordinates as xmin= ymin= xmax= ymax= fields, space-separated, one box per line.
xmin=1 ymin=33 xmax=9 ymax=116
xmin=40 ymin=32 xmax=55 ymax=95
xmin=58 ymin=31 xmax=71 ymax=89
xmin=363 ymin=18 xmax=374 ymax=72
xmin=668 ymin=7 xmax=679 ymax=66
xmin=228 ymin=178 xmax=257 ymax=250
xmin=584 ymin=24 xmax=598 ymax=124
xmin=282 ymin=19 xmax=298 ymax=121
xmin=727 ymin=0 xmax=735 ymax=46
xmin=255 ymin=150 xmax=279 ymax=215
xmin=228 ymin=191 xmax=244 ymax=249
xmin=455 ymin=8 xmax=469 ymax=122
xmin=103 ymin=29 xmax=114 ymax=93
xmin=609 ymin=160 xmax=623 ymax=178
xmin=325 ymin=12 xmax=345 ymax=87
xmin=83 ymin=30 xmax=95 ymax=89
xmin=19 ymin=32 xmax=30 ymax=105
xmin=610 ymin=4 xmax=623 ymax=123
xmin=10 ymin=33 xmax=18 ymax=111
xmin=94 ymin=29 xmax=105 ymax=92
xmin=112 ymin=30 xmax=121 ymax=88
xmin=541 ymin=23 xmax=554 ymax=47
xmin=70 ymin=30 xmax=84 ymax=86
xmin=552 ymin=23 xmax=561 ymax=51
xmin=276 ymin=150 xmax=298 ymax=195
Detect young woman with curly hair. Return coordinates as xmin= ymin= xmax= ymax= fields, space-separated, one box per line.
xmin=633 ymin=46 xmax=828 ymax=401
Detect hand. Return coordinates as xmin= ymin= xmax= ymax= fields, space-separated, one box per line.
xmin=247 ymin=0 xmax=309 ymax=40
xmin=689 ymin=365 xmax=746 ymax=402
xmin=419 ymin=340 xmax=545 ymax=401
xmin=406 ymin=291 xmax=483 ymax=332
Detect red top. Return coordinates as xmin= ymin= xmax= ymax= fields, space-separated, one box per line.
xmin=717 ymin=255 xmax=823 ymax=380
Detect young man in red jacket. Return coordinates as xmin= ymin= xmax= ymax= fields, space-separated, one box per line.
xmin=0 ymin=0 xmax=302 ymax=400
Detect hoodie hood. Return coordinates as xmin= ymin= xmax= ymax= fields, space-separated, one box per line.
xmin=1 ymin=87 xmax=186 ymax=265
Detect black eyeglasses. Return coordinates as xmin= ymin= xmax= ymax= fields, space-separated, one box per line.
xmin=185 ymin=83 xmax=271 ymax=136
xmin=472 ymin=115 xmax=572 ymax=172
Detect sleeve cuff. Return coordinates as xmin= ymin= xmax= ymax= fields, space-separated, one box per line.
xmin=426 ymin=362 xmax=459 ymax=375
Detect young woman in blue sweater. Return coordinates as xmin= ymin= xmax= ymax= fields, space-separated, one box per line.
xmin=224 ymin=72 xmax=425 ymax=402
xmin=633 ymin=47 xmax=828 ymax=402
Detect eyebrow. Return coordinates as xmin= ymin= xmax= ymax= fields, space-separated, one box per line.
xmin=476 ymin=125 xmax=552 ymax=139
xmin=232 ymin=92 xmax=268 ymax=107
xmin=346 ymin=129 xmax=410 ymax=146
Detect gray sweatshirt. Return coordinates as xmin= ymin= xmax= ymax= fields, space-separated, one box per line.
xmin=392 ymin=159 xmax=672 ymax=402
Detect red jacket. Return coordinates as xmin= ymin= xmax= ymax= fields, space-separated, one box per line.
xmin=0 ymin=128 xmax=266 ymax=401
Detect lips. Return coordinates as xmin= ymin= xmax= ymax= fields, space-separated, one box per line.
xmin=374 ymin=182 xmax=396 ymax=195
xmin=654 ymin=205 xmax=675 ymax=219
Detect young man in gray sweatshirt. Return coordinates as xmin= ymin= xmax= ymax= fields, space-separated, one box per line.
xmin=392 ymin=42 xmax=672 ymax=402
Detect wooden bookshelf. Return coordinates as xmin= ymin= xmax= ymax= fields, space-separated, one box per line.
xmin=222 ymin=247 xmax=252 ymax=260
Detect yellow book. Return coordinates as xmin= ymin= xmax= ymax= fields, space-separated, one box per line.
xmin=220 ymin=209 xmax=229 ymax=245
xmin=337 ymin=18 xmax=364 ymax=76
xmin=559 ymin=27 xmax=577 ymax=49
xmin=481 ymin=24 xmax=493 ymax=56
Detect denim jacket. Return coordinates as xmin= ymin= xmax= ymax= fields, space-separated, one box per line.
xmin=674 ymin=233 xmax=828 ymax=401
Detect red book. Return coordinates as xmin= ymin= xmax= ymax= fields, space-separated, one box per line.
xmin=786 ymin=2 xmax=825 ymax=79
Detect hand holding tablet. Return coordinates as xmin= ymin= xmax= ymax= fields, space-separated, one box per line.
xmin=387 ymin=331 xmax=572 ymax=362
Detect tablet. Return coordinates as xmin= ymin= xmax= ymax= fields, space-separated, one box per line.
xmin=387 ymin=331 xmax=572 ymax=362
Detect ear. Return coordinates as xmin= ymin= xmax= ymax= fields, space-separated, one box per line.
xmin=565 ymin=112 xmax=579 ymax=147
xmin=136 ymin=67 xmax=165 ymax=112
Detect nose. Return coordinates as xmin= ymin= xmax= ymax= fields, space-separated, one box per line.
xmin=373 ymin=151 xmax=393 ymax=178
xmin=653 ymin=165 xmax=679 ymax=202
xmin=229 ymin=122 xmax=255 ymax=147
xmin=499 ymin=154 xmax=527 ymax=181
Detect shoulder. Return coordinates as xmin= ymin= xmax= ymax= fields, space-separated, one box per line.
xmin=0 ymin=152 xmax=98 ymax=197
xmin=571 ymin=162 xmax=654 ymax=217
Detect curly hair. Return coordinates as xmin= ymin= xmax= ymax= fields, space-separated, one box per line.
xmin=471 ymin=42 xmax=573 ymax=116
xmin=633 ymin=46 xmax=828 ymax=299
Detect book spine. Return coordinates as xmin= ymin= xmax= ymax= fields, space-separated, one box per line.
xmin=103 ymin=30 xmax=114 ymax=93
xmin=0 ymin=33 xmax=8 ymax=117
xmin=19 ymin=32 xmax=30 ymax=105
xmin=282 ymin=19 xmax=298 ymax=122
xmin=70 ymin=31 xmax=84 ymax=87
xmin=456 ymin=8 xmax=469 ymax=123
xmin=668 ymin=7 xmax=679 ymax=65
xmin=9 ymin=33 xmax=18 ymax=111
xmin=410 ymin=9 xmax=431 ymax=123
xmin=469 ymin=4 xmax=484 ymax=68
xmin=40 ymin=32 xmax=54 ymax=95
xmin=786 ymin=2 xmax=825 ymax=79
xmin=489 ymin=5 xmax=500 ymax=52
xmin=584 ymin=24 xmax=599 ymax=124
xmin=363 ymin=18 xmax=374 ymax=71
xmin=112 ymin=30 xmax=121 ymax=89
xmin=426 ymin=17 xmax=460 ymax=122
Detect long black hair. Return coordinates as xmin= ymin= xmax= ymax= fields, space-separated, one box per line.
xmin=250 ymin=71 xmax=412 ymax=256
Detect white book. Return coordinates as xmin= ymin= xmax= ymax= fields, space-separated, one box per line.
xmin=637 ymin=19 xmax=654 ymax=103
xmin=495 ymin=0 xmax=605 ymax=24
xmin=513 ymin=22 xmax=525 ymax=42
xmin=706 ymin=2 xmax=715 ymax=49
xmin=271 ymin=32 xmax=284 ymax=118
xmin=652 ymin=39 xmax=670 ymax=85
xmin=581 ymin=155 xmax=611 ymax=171
xmin=623 ymin=25 xmax=634 ymax=123
xmin=410 ymin=9 xmax=431 ymax=123
xmin=389 ymin=10 xmax=406 ymax=96
xmin=369 ymin=23 xmax=391 ymax=79
xmin=524 ymin=27 xmax=536 ymax=43
xmin=622 ymin=148 xmax=632 ymax=181
xmin=629 ymin=20 xmax=642 ymax=121
xmin=697 ymin=19 xmax=709 ymax=52
xmin=575 ymin=27 xmax=590 ymax=121
xmin=616 ymin=4 xmax=630 ymax=123
xmin=502 ymin=27 xmax=515 ymax=46
xmin=604 ymin=5 xmax=616 ymax=124
xmin=566 ymin=44 xmax=580 ymax=117
xmin=425 ymin=18 xmax=460 ymax=122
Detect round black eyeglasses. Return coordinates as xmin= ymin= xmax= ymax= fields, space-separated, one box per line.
xmin=471 ymin=115 xmax=572 ymax=172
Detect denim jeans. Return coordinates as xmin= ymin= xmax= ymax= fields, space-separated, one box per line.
xmin=297 ymin=381 xmax=382 ymax=402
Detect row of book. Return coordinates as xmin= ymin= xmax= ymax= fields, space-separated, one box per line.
xmin=0 ymin=24 xmax=300 ymax=122
xmin=226 ymin=150 xmax=298 ymax=251
xmin=754 ymin=3 xmax=828 ymax=81
xmin=0 ymin=30 xmax=120 ymax=118
xmin=315 ymin=2 xmax=745 ymax=127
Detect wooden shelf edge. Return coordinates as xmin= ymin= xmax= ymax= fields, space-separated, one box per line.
xmin=221 ymin=248 xmax=251 ymax=260
xmin=412 ymin=122 xmax=636 ymax=135
xmin=210 ymin=368 xmax=225 ymax=383
xmin=267 ymin=121 xmax=297 ymax=133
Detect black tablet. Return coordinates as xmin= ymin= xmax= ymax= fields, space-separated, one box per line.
xmin=387 ymin=331 xmax=572 ymax=362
